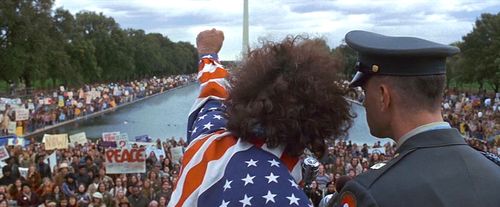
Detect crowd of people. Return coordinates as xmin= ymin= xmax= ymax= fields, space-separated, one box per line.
xmin=0 ymin=77 xmax=497 ymax=206
xmin=0 ymin=74 xmax=196 ymax=137
xmin=0 ymin=136 xmax=186 ymax=207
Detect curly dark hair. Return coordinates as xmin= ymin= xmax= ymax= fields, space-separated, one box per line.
xmin=225 ymin=36 xmax=354 ymax=157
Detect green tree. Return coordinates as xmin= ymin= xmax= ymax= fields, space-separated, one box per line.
xmin=460 ymin=12 xmax=500 ymax=92
xmin=332 ymin=42 xmax=358 ymax=79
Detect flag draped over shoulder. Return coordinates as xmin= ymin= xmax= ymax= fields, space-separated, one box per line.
xmin=168 ymin=55 xmax=310 ymax=207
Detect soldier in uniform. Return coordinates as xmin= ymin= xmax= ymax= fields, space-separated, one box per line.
xmin=332 ymin=30 xmax=500 ymax=207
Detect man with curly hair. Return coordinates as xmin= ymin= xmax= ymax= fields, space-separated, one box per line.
xmin=168 ymin=29 xmax=353 ymax=207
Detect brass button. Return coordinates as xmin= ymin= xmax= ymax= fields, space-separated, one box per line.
xmin=372 ymin=65 xmax=379 ymax=72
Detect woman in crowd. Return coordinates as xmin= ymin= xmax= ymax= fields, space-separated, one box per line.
xmin=112 ymin=189 xmax=128 ymax=207
xmin=306 ymin=180 xmax=323 ymax=207
xmin=62 ymin=173 xmax=77 ymax=197
xmin=76 ymin=183 xmax=90 ymax=207
xmin=109 ymin=178 xmax=126 ymax=197
xmin=97 ymin=182 xmax=113 ymax=207
xmin=27 ymin=165 xmax=42 ymax=190
xmin=7 ymin=178 xmax=23 ymax=199
xmin=142 ymin=179 xmax=155 ymax=201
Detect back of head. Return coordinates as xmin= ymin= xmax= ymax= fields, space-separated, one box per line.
xmin=226 ymin=36 xmax=354 ymax=156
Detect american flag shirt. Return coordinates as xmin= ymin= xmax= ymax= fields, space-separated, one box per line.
xmin=168 ymin=55 xmax=311 ymax=207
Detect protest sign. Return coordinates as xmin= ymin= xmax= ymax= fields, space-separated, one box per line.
xmin=0 ymin=146 xmax=9 ymax=161
xmin=15 ymin=108 xmax=29 ymax=121
xmin=146 ymin=145 xmax=166 ymax=160
xmin=27 ymin=103 xmax=35 ymax=110
xmin=43 ymin=134 xmax=69 ymax=150
xmin=135 ymin=135 xmax=151 ymax=142
xmin=128 ymin=141 xmax=156 ymax=147
xmin=43 ymin=152 xmax=57 ymax=173
xmin=69 ymin=132 xmax=87 ymax=146
xmin=8 ymin=137 xmax=24 ymax=146
xmin=102 ymin=132 xmax=120 ymax=148
xmin=116 ymin=133 xmax=128 ymax=148
xmin=103 ymin=132 xmax=120 ymax=142
xmin=44 ymin=98 xmax=52 ymax=105
xmin=19 ymin=167 xmax=28 ymax=179
xmin=7 ymin=122 xmax=16 ymax=134
xmin=368 ymin=147 xmax=386 ymax=154
xmin=104 ymin=148 xmax=146 ymax=174
xmin=171 ymin=146 xmax=184 ymax=165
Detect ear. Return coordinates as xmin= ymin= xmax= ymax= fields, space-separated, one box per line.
xmin=378 ymin=84 xmax=391 ymax=112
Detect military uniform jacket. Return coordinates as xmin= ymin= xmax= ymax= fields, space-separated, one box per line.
xmin=334 ymin=128 xmax=500 ymax=207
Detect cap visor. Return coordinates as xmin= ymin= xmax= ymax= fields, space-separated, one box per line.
xmin=349 ymin=71 xmax=368 ymax=87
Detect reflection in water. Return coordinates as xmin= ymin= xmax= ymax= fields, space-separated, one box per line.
xmin=43 ymin=84 xmax=392 ymax=145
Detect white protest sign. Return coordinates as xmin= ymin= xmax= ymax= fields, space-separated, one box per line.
xmin=19 ymin=167 xmax=28 ymax=179
xmin=27 ymin=103 xmax=35 ymax=110
xmin=102 ymin=132 xmax=120 ymax=142
xmin=368 ymin=148 xmax=386 ymax=154
xmin=116 ymin=133 xmax=128 ymax=148
xmin=171 ymin=146 xmax=184 ymax=165
xmin=43 ymin=152 xmax=57 ymax=173
xmin=0 ymin=146 xmax=9 ymax=161
xmin=7 ymin=122 xmax=16 ymax=134
xmin=104 ymin=148 xmax=146 ymax=174
xmin=15 ymin=108 xmax=29 ymax=121
xmin=7 ymin=137 xmax=24 ymax=146
xmin=69 ymin=132 xmax=87 ymax=146
xmin=43 ymin=134 xmax=69 ymax=150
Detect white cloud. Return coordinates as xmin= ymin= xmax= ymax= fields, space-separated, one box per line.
xmin=54 ymin=0 xmax=500 ymax=60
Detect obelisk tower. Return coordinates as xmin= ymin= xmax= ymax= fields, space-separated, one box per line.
xmin=242 ymin=0 xmax=249 ymax=57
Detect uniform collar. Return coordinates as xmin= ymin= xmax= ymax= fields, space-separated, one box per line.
xmin=396 ymin=127 xmax=466 ymax=154
xmin=396 ymin=122 xmax=451 ymax=150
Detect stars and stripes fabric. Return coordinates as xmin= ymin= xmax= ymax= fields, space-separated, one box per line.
xmin=168 ymin=55 xmax=310 ymax=207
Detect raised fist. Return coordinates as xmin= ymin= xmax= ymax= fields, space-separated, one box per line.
xmin=196 ymin=28 xmax=224 ymax=54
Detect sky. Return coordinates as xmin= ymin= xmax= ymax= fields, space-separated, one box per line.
xmin=54 ymin=0 xmax=500 ymax=60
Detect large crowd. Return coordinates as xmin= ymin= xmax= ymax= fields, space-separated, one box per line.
xmin=0 ymin=75 xmax=196 ymax=137
xmin=0 ymin=79 xmax=497 ymax=207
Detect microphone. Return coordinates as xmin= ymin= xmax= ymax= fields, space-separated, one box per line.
xmin=302 ymin=156 xmax=320 ymax=187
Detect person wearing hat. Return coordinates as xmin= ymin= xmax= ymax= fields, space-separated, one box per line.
xmin=89 ymin=192 xmax=105 ymax=207
xmin=331 ymin=31 xmax=500 ymax=207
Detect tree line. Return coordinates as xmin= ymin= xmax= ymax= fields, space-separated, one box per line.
xmin=333 ymin=12 xmax=500 ymax=92
xmin=0 ymin=0 xmax=198 ymax=89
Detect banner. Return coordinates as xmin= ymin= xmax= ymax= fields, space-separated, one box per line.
xmin=104 ymin=148 xmax=146 ymax=174
xmin=0 ymin=146 xmax=9 ymax=161
xmin=15 ymin=108 xmax=29 ymax=121
xmin=69 ymin=132 xmax=87 ymax=146
xmin=171 ymin=146 xmax=184 ymax=165
xmin=43 ymin=134 xmax=69 ymax=150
